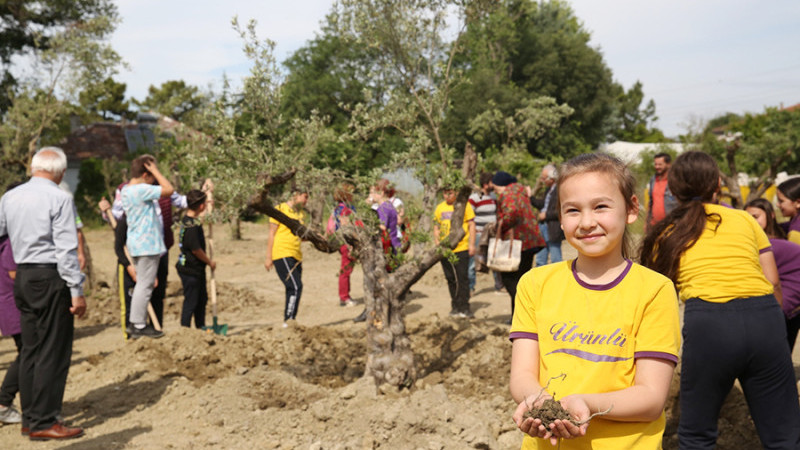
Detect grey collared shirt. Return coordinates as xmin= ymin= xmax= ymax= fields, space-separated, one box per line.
xmin=0 ymin=176 xmax=85 ymax=297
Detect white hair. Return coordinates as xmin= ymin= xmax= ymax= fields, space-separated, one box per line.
xmin=543 ymin=163 xmax=558 ymax=180
xmin=31 ymin=146 xmax=68 ymax=175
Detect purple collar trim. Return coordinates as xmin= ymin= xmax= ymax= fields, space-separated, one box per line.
xmin=571 ymin=259 xmax=633 ymax=291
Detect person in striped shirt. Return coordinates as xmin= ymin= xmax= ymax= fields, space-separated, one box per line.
xmin=468 ymin=172 xmax=501 ymax=294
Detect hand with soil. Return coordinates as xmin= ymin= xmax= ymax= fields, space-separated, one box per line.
xmin=514 ymin=389 xmax=611 ymax=445
xmin=514 ymin=392 xmax=584 ymax=445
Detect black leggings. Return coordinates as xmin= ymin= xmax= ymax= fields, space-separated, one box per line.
xmin=679 ymin=296 xmax=800 ymax=449
xmin=274 ymin=257 xmax=302 ymax=321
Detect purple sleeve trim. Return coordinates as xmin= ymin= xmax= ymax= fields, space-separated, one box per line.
xmin=759 ymin=246 xmax=773 ymax=254
xmin=509 ymin=331 xmax=538 ymax=342
xmin=572 ymin=259 xmax=633 ymax=291
xmin=634 ymin=351 xmax=678 ymax=364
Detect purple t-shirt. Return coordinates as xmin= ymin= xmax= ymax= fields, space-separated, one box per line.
xmin=770 ymin=238 xmax=800 ymax=318
xmin=376 ymin=202 xmax=400 ymax=249
xmin=0 ymin=237 xmax=21 ymax=336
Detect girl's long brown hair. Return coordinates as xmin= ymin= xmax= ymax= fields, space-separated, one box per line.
xmin=639 ymin=151 xmax=722 ymax=283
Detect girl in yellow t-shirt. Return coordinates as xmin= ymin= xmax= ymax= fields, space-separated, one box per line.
xmin=510 ymin=153 xmax=680 ymax=449
xmin=264 ymin=189 xmax=308 ymax=327
xmin=641 ymin=151 xmax=800 ymax=449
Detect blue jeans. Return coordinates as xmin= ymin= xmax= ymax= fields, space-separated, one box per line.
xmin=468 ymin=231 xmax=481 ymax=291
xmin=535 ymin=223 xmax=562 ymax=266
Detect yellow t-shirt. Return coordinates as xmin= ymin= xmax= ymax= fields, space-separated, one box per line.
xmin=433 ymin=201 xmax=475 ymax=253
xmin=676 ymin=203 xmax=773 ymax=303
xmin=788 ymin=230 xmax=800 ymax=247
xmin=510 ymin=260 xmax=680 ymax=450
xmin=269 ymin=202 xmax=305 ymax=261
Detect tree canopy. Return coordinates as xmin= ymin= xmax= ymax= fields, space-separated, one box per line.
xmin=0 ymin=0 xmax=119 ymax=113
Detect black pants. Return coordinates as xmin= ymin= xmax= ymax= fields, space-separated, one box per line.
xmin=274 ymin=257 xmax=302 ymax=321
xmin=0 ymin=333 xmax=22 ymax=406
xmin=786 ymin=313 xmax=800 ymax=352
xmin=118 ymin=264 xmax=135 ymax=332
xmin=13 ymin=266 xmax=74 ymax=432
xmin=179 ymin=272 xmax=208 ymax=328
xmin=500 ymin=247 xmax=538 ymax=316
xmin=679 ymin=296 xmax=800 ymax=449
xmin=150 ymin=253 xmax=168 ymax=326
xmin=441 ymin=250 xmax=470 ymax=314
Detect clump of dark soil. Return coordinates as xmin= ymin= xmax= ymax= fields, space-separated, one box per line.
xmin=525 ymin=397 xmax=576 ymax=426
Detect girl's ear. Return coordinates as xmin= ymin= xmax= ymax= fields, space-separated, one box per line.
xmin=627 ymin=195 xmax=640 ymax=225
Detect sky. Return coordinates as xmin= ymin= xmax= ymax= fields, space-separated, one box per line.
xmin=110 ymin=0 xmax=800 ymax=138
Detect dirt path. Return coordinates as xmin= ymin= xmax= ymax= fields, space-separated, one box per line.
xmin=0 ymin=222 xmax=787 ymax=449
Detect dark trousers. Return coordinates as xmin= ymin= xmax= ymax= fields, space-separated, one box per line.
xmin=0 ymin=333 xmax=22 ymax=406
xmin=501 ymin=247 xmax=537 ymax=316
xmin=13 ymin=266 xmax=74 ymax=432
xmin=679 ymin=296 xmax=800 ymax=449
xmin=150 ymin=253 xmax=168 ymax=325
xmin=441 ymin=250 xmax=470 ymax=313
xmin=786 ymin=313 xmax=800 ymax=352
xmin=179 ymin=272 xmax=208 ymax=328
xmin=274 ymin=257 xmax=302 ymax=321
xmin=118 ymin=264 xmax=135 ymax=332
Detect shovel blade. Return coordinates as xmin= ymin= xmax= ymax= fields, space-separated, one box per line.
xmin=202 ymin=316 xmax=228 ymax=336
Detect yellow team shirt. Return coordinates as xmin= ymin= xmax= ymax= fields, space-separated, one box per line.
xmin=269 ymin=202 xmax=305 ymax=261
xmin=788 ymin=229 xmax=800 ymax=247
xmin=510 ymin=260 xmax=680 ymax=450
xmin=433 ymin=201 xmax=475 ymax=253
xmin=676 ymin=203 xmax=773 ymax=303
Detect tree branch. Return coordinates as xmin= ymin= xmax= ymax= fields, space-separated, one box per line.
xmin=246 ymin=169 xmax=338 ymax=254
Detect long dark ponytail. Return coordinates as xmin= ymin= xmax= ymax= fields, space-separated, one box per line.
xmin=640 ymin=151 xmax=722 ymax=283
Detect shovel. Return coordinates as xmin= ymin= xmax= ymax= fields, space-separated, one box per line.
xmin=202 ymin=204 xmax=227 ymax=335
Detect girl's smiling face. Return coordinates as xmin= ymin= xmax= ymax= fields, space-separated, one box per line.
xmin=559 ymin=171 xmax=638 ymax=260
xmin=776 ymin=190 xmax=799 ymax=219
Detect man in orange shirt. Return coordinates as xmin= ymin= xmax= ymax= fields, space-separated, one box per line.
xmin=647 ymin=152 xmax=677 ymax=227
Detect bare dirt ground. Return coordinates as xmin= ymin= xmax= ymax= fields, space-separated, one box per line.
xmin=0 ymin=221 xmax=787 ymax=449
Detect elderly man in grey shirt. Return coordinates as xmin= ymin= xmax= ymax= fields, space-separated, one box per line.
xmin=0 ymin=147 xmax=86 ymax=441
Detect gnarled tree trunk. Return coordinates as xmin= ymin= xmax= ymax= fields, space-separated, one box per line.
xmin=248 ymin=144 xmax=477 ymax=390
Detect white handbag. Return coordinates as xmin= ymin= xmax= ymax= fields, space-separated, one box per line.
xmin=487 ymin=220 xmax=522 ymax=272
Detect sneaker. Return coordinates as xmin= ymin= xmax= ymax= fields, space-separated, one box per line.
xmin=282 ymin=322 xmax=289 ymax=328
xmin=129 ymin=324 xmax=164 ymax=339
xmin=340 ymin=299 xmax=356 ymax=307
xmin=449 ymin=310 xmax=473 ymax=319
xmin=0 ymin=404 xmax=21 ymax=424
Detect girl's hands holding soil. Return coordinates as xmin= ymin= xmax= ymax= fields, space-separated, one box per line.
xmin=513 ymin=391 xmax=554 ymax=441
xmin=545 ymin=395 xmax=590 ymax=442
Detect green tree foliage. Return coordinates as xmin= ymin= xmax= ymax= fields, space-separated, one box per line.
xmin=78 ymin=76 xmax=130 ymax=120
xmin=0 ymin=0 xmax=118 ymax=113
xmin=695 ymin=107 xmax=800 ymax=205
xmin=132 ymin=80 xmax=207 ymax=126
xmin=609 ymin=81 xmax=666 ymax=143
xmin=166 ymin=18 xmax=336 ymax=223
xmin=0 ymin=0 xmax=122 ymax=184
xmin=280 ymin=18 xmax=398 ymax=172
xmin=446 ymin=0 xmax=620 ymax=159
